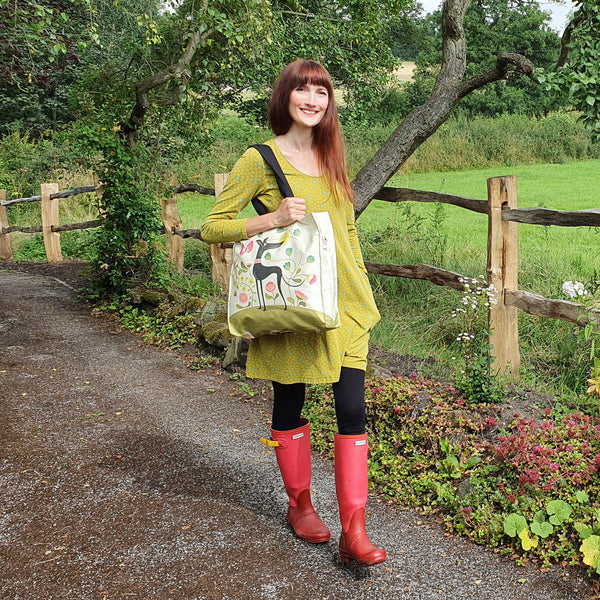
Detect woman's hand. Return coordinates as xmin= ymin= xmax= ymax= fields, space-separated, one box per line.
xmin=271 ymin=196 xmax=306 ymax=227
xmin=246 ymin=196 xmax=306 ymax=238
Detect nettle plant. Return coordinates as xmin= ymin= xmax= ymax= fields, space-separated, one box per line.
xmin=562 ymin=280 xmax=600 ymax=409
xmin=451 ymin=277 xmax=503 ymax=403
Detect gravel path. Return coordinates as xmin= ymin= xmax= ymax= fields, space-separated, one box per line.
xmin=0 ymin=268 xmax=593 ymax=600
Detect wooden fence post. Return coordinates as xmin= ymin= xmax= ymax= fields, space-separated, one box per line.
xmin=487 ymin=175 xmax=520 ymax=376
xmin=40 ymin=183 xmax=62 ymax=262
xmin=209 ymin=173 xmax=232 ymax=290
xmin=0 ymin=190 xmax=12 ymax=260
xmin=160 ymin=176 xmax=185 ymax=273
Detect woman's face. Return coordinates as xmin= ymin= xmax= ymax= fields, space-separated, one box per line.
xmin=288 ymin=82 xmax=329 ymax=129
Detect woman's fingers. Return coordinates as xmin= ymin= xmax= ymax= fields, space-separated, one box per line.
xmin=274 ymin=197 xmax=306 ymax=226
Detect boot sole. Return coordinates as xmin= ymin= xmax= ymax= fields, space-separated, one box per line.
xmin=291 ymin=526 xmax=331 ymax=544
xmin=339 ymin=549 xmax=387 ymax=566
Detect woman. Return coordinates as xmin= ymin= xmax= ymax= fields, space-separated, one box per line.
xmin=201 ymin=60 xmax=386 ymax=567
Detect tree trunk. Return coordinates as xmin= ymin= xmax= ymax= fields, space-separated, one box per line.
xmin=352 ymin=0 xmax=534 ymax=218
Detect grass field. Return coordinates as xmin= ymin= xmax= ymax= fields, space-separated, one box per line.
xmin=177 ymin=159 xmax=600 ymax=294
xmin=174 ymin=159 xmax=600 ymax=396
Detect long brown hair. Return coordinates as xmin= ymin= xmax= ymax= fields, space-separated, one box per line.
xmin=268 ymin=60 xmax=354 ymax=205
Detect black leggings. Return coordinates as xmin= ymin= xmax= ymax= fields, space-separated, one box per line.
xmin=271 ymin=367 xmax=366 ymax=435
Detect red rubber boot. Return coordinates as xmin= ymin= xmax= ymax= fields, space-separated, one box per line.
xmin=268 ymin=418 xmax=331 ymax=543
xmin=335 ymin=433 xmax=387 ymax=566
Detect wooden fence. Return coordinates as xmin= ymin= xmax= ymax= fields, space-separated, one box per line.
xmin=2 ymin=175 xmax=600 ymax=376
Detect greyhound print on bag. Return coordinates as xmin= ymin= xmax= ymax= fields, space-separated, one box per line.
xmin=253 ymin=238 xmax=287 ymax=310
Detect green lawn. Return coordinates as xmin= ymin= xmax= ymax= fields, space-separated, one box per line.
xmin=363 ymin=160 xmax=600 ymax=295
xmin=178 ymin=159 xmax=600 ymax=297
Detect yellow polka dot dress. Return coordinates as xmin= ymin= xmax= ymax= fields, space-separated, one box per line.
xmin=201 ymin=140 xmax=380 ymax=384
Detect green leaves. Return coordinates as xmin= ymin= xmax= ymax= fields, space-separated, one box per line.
xmin=504 ymin=513 xmax=527 ymax=538
xmin=547 ymin=499 xmax=573 ymax=525
xmin=0 ymin=0 xmax=94 ymax=134
xmin=504 ymin=500 xmax=573 ymax=551
xmin=530 ymin=511 xmax=554 ymax=538
xmin=544 ymin=1 xmax=600 ymax=142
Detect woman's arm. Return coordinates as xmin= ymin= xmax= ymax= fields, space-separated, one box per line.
xmin=201 ymin=148 xmax=306 ymax=243
xmin=200 ymin=150 xmax=262 ymax=244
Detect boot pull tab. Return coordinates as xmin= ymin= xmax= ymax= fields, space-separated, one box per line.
xmin=260 ymin=438 xmax=281 ymax=448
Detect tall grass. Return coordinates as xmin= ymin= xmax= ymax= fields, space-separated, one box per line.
xmin=400 ymin=112 xmax=600 ymax=174
xmin=175 ymin=110 xmax=600 ymax=187
xmin=359 ymin=161 xmax=600 ymax=397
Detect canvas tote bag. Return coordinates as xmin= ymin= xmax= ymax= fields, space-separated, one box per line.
xmin=227 ymin=145 xmax=340 ymax=339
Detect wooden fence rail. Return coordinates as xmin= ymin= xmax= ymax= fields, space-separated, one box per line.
xmin=2 ymin=174 xmax=599 ymax=376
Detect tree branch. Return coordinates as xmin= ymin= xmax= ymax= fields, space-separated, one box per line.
xmin=124 ymin=27 xmax=213 ymax=145
xmin=557 ymin=13 xmax=584 ymax=68
xmin=351 ymin=0 xmax=537 ymax=218
xmin=457 ymin=52 xmax=535 ymax=97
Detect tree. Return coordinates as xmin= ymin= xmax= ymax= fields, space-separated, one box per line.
xmin=409 ymin=0 xmax=565 ymax=118
xmin=352 ymin=0 xmax=537 ymax=216
xmin=68 ymin=0 xmax=416 ymax=291
xmin=71 ymin=0 xmax=279 ymax=291
xmin=0 ymin=0 xmax=94 ymax=134
xmin=351 ymin=0 xmax=600 ymax=217
xmin=75 ymin=0 xmax=415 ymax=137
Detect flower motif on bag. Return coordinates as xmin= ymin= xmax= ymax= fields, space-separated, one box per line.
xmin=232 ymin=223 xmax=322 ymax=312
xmin=238 ymin=292 xmax=249 ymax=306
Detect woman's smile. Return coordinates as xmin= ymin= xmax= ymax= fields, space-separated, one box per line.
xmin=288 ymin=83 xmax=329 ymax=127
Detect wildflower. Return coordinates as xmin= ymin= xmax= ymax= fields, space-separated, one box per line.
xmin=562 ymin=280 xmax=589 ymax=298
xmin=587 ymin=373 xmax=600 ymax=397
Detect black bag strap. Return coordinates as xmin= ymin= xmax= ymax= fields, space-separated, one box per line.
xmin=249 ymin=144 xmax=293 ymax=216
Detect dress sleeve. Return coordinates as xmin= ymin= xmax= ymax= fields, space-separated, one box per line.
xmin=345 ymin=198 xmax=368 ymax=275
xmin=200 ymin=149 xmax=265 ymax=244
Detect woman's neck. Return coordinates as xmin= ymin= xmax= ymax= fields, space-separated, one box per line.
xmin=274 ymin=127 xmax=321 ymax=176
xmin=276 ymin=125 xmax=314 ymax=153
